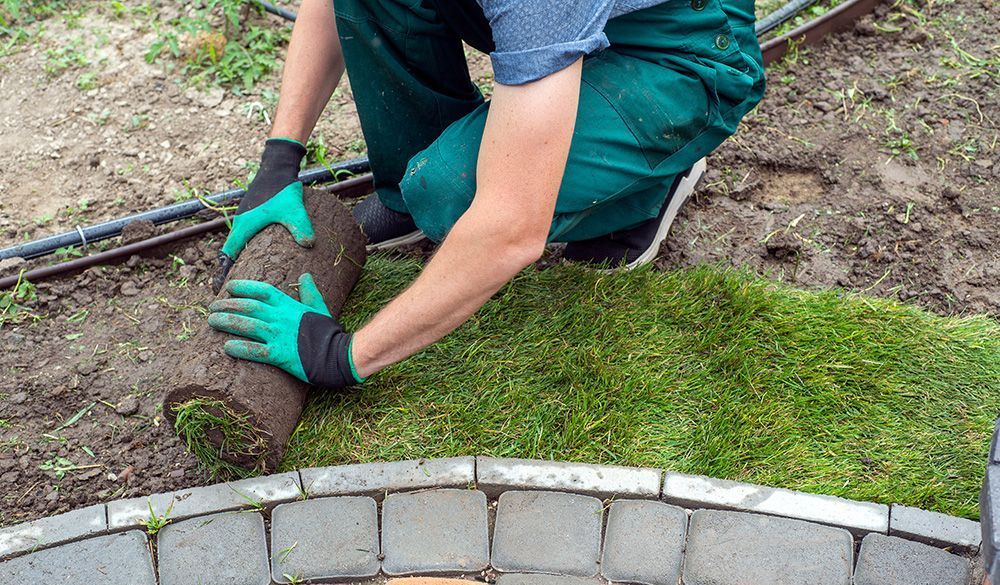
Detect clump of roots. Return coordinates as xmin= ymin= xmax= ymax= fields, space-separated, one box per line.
xmin=171 ymin=398 xmax=270 ymax=479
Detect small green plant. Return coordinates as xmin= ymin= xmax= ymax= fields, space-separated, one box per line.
xmin=38 ymin=456 xmax=98 ymax=480
xmin=169 ymin=254 xmax=186 ymax=273
xmin=39 ymin=457 xmax=76 ymax=479
xmin=228 ymin=485 xmax=264 ymax=511
xmin=53 ymin=245 xmax=85 ymax=261
xmin=123 ymin=114 xmax=149 ymax=133
xmin=277 ymin=542 xmax=297 ymax=564
xmin=108 ymin=0 xmax=126 ymax=18
xmin=0 ymin=271 xmax=38 ymax=328
xmin=145 ymin=0 xmax=289 ymax=91
xmin=344 ymin=137 xmax=366 ymax=156
xmin=44 ymin=40 xmax=89 ymax=76
xmin=75 ymin=71 xmax=97 ymax=90
xmin=140 ymin=499 xmax=174 ymax=536
xmin=884 ymin=131 xmax=918 ymax=160
xmin=86 ymin=108 xmax=111 ymax=126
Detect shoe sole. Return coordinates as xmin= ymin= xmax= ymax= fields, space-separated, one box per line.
xmin=366 ymin=229 xmax=427 ymax=253
xmin=611 ymin=157 xmax=706 ymax=272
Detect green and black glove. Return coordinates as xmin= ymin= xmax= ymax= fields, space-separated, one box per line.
xmin=207 ymin=273 xmax=365 ymax=389
xmin=216 ymin=138 xmax=314 ymax=287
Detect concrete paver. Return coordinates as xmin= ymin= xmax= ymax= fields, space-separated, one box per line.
xmin=662 ymin=472 xmax=888 ymax=536
xmin=854 ymin=533 xmax=972 ymax=585
xmin=382 ymin=489 xmax=490 ymax=575
xmin=890 ymin=503 xmax=980 ymax=552
xmin=601 ymin=500 xmax=687 ymax=585
xmin=0 ymin=503 xmax=106 ymax=560
xmin=683 ymin=509 xmax=853 ymax=585
xmin=0 ymin=531 xmax=154 ymax=584
xmin=157 ymin=511 xmax=270 ymax=585
xmin=270 ymin=497 xmax=380 ymax=583
xmin=477 ymin=457 xmax=661 ymax=499
xmin=491 ymin=490 xmax=603 ymax=577
xmin=107 ymin=472 xmax=301 ymax=529
xmin=300 ymin=457 xmax=475 ymax=499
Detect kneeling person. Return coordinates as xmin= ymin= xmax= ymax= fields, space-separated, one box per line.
xmin=208 ymin=0 xmax=766 ymax=388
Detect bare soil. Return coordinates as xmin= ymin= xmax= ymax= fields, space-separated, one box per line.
xmin=1 ymin=0 xmax=998 ymax=527
xmin=659 ymin=0 xmax=999 ymax=316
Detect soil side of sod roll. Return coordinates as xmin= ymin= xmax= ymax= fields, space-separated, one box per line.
xmin=164 ymin=187 xmax=367 ymax=476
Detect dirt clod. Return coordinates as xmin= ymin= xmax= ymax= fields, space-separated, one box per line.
xmin=120 ymin=220 xmax=157 ymax=245
xmin=115 ymin=397 xmax=140 ymax=417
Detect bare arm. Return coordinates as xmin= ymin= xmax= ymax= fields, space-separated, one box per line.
xmin=350 ymin=59 xmax=583 ymax=378
xmin=269 ymin=0 xmax=345 ymax=142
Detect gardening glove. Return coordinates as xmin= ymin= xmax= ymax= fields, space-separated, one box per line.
xmin=216 ymin=138 xmax=314 ymax=288
xmin=207 ymin=273 xmax=365 ymax=389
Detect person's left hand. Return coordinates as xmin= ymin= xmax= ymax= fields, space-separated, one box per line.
xmin=207 ymin=273 xmax=364 ymax=388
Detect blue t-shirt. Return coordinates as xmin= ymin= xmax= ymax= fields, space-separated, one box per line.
xmin=480 ymin=0 xmax=664 ymax=85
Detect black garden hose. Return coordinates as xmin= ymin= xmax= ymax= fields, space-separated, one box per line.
xmin=255 ymin=0 xmax=296 ymax=22
xmin=0 ymin=158 xmax=370 ymax=262
xmin=755 ymin=0 xmax=822 ymax=35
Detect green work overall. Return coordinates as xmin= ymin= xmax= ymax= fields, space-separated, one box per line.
xmin=333 ymin=0 xmax=766 ymax=242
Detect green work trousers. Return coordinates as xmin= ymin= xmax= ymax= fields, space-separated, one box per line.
xmin=333 ymin=0 xmax=765 ymax=242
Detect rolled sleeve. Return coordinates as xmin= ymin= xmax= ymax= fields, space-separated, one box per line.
xmin=491 ymin=33 xmax=610 ymax=85
xmin=482 ymin=0 xmax=615 ymax=85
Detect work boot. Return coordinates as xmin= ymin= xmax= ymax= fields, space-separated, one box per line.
xmin=563 ymin=158 xmax=706 ymax=270
xmin=351 ymin=193 xmax=427 ymax=251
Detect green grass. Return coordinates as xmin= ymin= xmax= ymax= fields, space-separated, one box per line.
xmin=281 ymin=256 xmax=999 ymax=519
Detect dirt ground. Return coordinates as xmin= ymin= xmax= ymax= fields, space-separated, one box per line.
xmin=1 ymin=0 xmax=998 ymax=527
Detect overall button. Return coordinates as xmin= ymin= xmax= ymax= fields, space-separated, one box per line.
xmin=691 ymin=0 xmax=707 ymax=10
xmin=715 ymin=34 xmax=731 ymax=50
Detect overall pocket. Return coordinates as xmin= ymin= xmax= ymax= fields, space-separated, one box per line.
xmin=582 ymin=50 xmax=712 ymax=170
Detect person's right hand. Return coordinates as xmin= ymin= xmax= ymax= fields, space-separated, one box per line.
xmin=215 ymin=138 xmax=315 ymax=289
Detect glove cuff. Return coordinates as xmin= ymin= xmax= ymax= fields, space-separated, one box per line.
xmin=347 ymin=335 xmax=367 ymax=383
xmin=236 ymin=138 xmax=307 ymax=215
xmin=297 ymin=312 xmax=362 ymax=388
xmin=260 ymin=137 xmax=306 ymax=181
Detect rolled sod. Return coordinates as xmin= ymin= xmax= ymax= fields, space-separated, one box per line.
xmin=165 ymin=187 xmax=367 ymax=476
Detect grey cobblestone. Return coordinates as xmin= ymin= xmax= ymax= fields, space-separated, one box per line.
xmin=270 ymin=497 xmax=380 ymax=583
xmin=476 ymin=457 xmax=661 ymax=500
xmin=491 ymin=490 xmax=603 ymax=577
xmin=382 ymin=488 xmax=490 ymax=575
xmin=0 ymin=503 xmax=106 ymax=560
xmin=497 ymin=574 xmax=602 ymax=585
xmin=299 ymin=457 xmax=475 ymax=499
xmin=601 ymin=500 xmax=687 ymax=585
xmin=662 ymin=471 xmax=888 ymax=536
xmin=157 ymin=511 xmax=270 ymax=585
xmin=854 ymin=533 xmax=972 ymax=585
xmin=683 ymin=509 xmax=853 ymax=585
xmin=0 ymin=531 xmax=154 ymax=584
xmin=890 ymin=504 xmax=980 ymax=552
xmin=107 ymin=471 xmax=301 ymax=529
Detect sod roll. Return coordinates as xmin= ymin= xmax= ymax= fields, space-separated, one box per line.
xmin=165 ymin=187 xmax=367 ymax=476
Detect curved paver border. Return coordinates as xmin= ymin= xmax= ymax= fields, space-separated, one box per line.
xmin=0 ymin=456 xmax=984 ymax=584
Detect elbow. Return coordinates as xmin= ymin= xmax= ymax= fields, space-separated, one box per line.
xmin=494 ymin=223 xmax=547 ymax=271
xmin=505 ymin=235 xmax=546 ymax=270
xmin=455 ymin=201 xmax=549 ymax=272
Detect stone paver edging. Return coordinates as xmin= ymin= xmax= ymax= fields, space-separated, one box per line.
xmin=0 ymin=457 xmax=983 ymax=585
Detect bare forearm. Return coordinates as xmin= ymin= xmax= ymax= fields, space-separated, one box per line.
xmin=351 ymin=204 xmax=538 ymax=377
xmin=269 ymin=0 xmax=345 ymax=142
xmin=349 ymin=60 xmax=583 ymax=379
